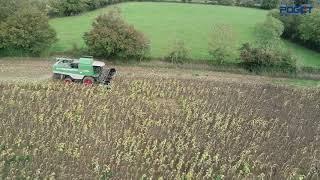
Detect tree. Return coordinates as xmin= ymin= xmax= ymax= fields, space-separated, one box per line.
xmin=298 ymin=9 xmax=320 ymax=50
xmin=218 ymin=0 xmax=235 ymax=5
xmin=0 ymin=1 xmax=57 ymax=55
xmin=84 ymin=9 xmax=150 ymax=59
xmin=261 ymin=0 xmax=279 ymax=9
xmin=49 ymin=0 xmax=88 ymax=16
xmin=208 ymin=24 xmax=237 ymax=64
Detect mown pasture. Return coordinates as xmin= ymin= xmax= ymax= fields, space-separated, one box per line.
xmin=50 ymin=2 xmax=320 ymax=67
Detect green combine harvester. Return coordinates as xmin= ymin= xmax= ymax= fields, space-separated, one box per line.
xmin=52 ymin=56 xmax=116 ymax=86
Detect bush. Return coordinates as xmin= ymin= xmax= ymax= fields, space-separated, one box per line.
xmin=0 ymin=4 xmax=57 ymax=56
xmin=84 ymin=9 xmax=150 ymax=59
xmin=239 ymin=43 xmax=296 ymax=73
xmin=165 ymin=39 xmax=190 ymax=64
xmin=208 ymin=24 xmax=237 ymax=64
xmin=261 ymin=0 xmax=279 ymax=9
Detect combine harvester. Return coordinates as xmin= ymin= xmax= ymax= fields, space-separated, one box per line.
xmin=52 ymin=56 xmax=116 ymax=86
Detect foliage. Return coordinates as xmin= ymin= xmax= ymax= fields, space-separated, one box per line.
xmin=239 ymin=43 xmax=297 ymax=73
xmin=208 ymin=24 xmax=237 ymax=64
xmin=236 ymin=0 xmax=256 ymax=7
xmin=165 ymin=39 xmax=190 ymax=63
xmin=297 ymin=9 xmax=320 ymax=51
xmin=84 ymin=9 xmax=150 ymax=59
xmin=268 ymin=9 xmax=301 ymax=40
xmin=27 ymin=2 xmax=320 ymax=67
xmin=261 ymin=0 xmax=279 ymax=9
xmin=49 ymin=0 xmax=89 ymax=16
xmin=242 ymin=16 xmax=296 ymax=73
xmin=217 ymin=0 xmax=235 ymax=5
xmin=0 ymin=2 xmax=56 ymax=56
xmin=0 ymin=76 xmax=319 ymax=178
xmin=270 ymin=8 xmax=320 ymax=52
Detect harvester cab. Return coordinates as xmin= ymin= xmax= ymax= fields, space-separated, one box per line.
xmin=52 ymin=56 xmax=116 ymax=86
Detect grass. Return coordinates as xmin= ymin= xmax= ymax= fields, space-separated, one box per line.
xmin=50 ymin=2 xmax=320 ymax=67
xmin=273 ymin=78 xmax=320 ymax=87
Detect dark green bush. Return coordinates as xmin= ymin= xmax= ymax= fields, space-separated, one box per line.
xmin=84 ymin=9 xmax=150 ymax=59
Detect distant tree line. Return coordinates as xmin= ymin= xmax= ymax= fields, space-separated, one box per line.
xmin=42 ymin=0 xmax=281 ymax=17
xmin=270 ymin=9 xmax=320 ymax=52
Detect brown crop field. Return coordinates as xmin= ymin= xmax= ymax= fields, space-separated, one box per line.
xmin=0 ymin=59 xmax=320 ymax=179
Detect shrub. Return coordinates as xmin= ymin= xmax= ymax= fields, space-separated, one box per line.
xmin=84 ymin=9 xmax=150 ymax=59
xmin=261 ymin=0 xmax=279 ymax=9
xmin=0 ymin=4 xmax=57 ymax=56
xmin=208 ymin=24 xmax=237 ymax=64
xmin=239 ymin=43 xmax=296 ymax=73
xmin=165 ymin=39 xmax=190 ymax=64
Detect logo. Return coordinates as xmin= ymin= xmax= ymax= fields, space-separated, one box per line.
xmin=280 ymin=0 xmax=314 ymax=15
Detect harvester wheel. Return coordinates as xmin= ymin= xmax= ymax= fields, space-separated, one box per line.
xmin=64 ymin=77 xmax=73 ymax=84
xmin=83 ymin=77 xmax=94 ymax=86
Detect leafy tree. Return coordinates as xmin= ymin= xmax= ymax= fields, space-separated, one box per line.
xmin=86 ymin=0 xmax=101 ymax=10
xmin=84 ymin=9 xmax=150 ymax=59
xmin=261 ymin=0 xmax=279 ymax=9
xmin=298 ymin=9 xmax=320 ymax=50
xmin=0 ymin=1 xmax=56 ymax=55
xmin=208 ymin=24 xmax=237 ymax=64
xmin=49 ymin=0 xmax=88 ymax=16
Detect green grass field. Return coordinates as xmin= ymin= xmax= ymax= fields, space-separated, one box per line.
xmin=50 ymin=2 xmax=320 ymax=67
